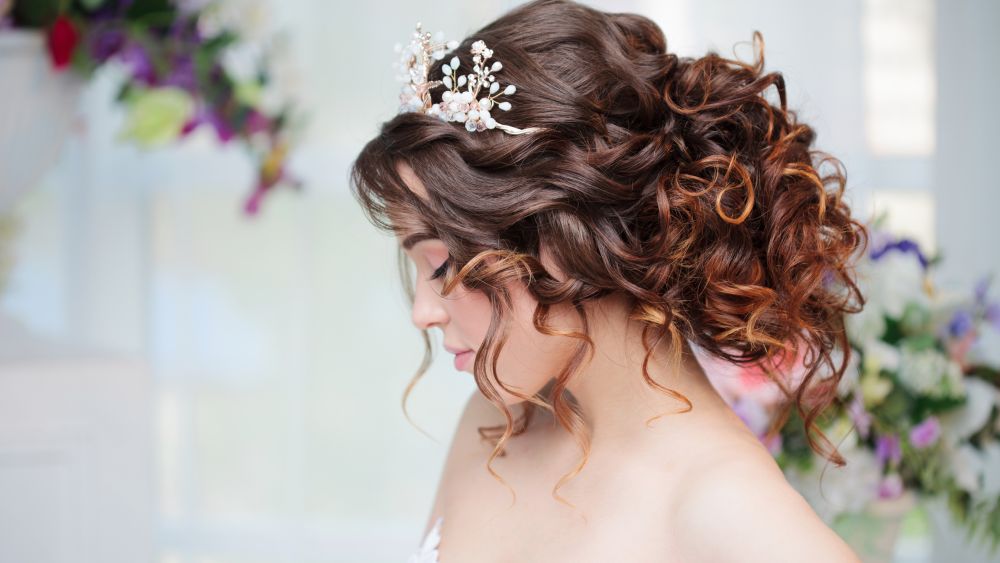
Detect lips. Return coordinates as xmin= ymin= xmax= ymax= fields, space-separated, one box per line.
xmin=444 ymin=344 xmax=474 ymax=371
xmin=453 ymin=350 xmax=474 ymax=371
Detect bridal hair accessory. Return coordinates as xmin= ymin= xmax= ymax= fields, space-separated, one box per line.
xmin=393 ymin=22 xmax=544 ymax=135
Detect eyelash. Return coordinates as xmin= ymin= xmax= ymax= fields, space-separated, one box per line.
xmin=429 ymin=257 xmax=451 ymax=281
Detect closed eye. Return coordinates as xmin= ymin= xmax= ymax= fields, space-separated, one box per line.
xmin=429 ymin=257 xmax=451 ymax=281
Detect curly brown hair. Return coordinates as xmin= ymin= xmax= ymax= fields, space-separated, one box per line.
xmin=350 ymin=0 xmax=869 ymax=506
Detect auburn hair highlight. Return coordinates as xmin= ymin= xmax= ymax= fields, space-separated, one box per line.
xmin=350 ymin=0 xmax=869 ymax=508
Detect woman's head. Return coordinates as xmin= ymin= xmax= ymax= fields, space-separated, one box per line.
xmin=393 ymin=159 xmax=579 ymax=408
xmin=351 ymin=0 xmax=869 ymax=501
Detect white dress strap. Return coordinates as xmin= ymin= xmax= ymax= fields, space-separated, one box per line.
xmin=407 ymin=515 xmax=443 ymax=563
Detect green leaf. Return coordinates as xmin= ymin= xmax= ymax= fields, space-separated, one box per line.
xmin=69 ymin=42 xmax=100 ymax=78
xmin=200 ymin=30 xmax=239 ymax=57
xmin=124 ymin=0 xmax=175 ymax=21
xmin=11 ymin=0 xmax=60 ymax=27
xmin=79 ymin=0 xmax=110 ymax=10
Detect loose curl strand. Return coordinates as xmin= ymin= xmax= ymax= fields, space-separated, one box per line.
xmin=350 ymin=0 xmax=869 ymax=508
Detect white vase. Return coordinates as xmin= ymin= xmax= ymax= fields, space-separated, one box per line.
xmin=0 ymin=29 xmax=85 ymax=211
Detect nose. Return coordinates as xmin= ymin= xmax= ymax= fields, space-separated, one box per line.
xmin=411 ymin=278 xmax=449 ymax=330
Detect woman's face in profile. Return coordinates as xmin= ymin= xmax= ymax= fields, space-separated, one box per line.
xmin=395 ymin=161 xmax=576 ymax=406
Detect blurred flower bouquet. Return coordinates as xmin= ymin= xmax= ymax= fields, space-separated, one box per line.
xmin=709 ymin=211 xmax=1000 ymax=557
xmin=0 ymin=0 xmax=303 ymax=213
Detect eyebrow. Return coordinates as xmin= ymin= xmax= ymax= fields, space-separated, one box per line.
xmin=401 ymin=232 xmax=437 ymax=250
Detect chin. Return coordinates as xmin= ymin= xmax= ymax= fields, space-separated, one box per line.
xmin=475 ymin=375 xmax=553 ymax=408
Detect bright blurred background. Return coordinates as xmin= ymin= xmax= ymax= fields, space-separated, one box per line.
xmin=1 ymin=0 xmax=998 ymax=562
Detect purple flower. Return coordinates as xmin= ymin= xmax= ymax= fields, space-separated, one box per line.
xmin=878 ymin=472 xmax=904 ymax=499
xmin=181 ymin=106 xmax=235 ymax=143
xmin=875 ymin=433 xmax=902 ymax=467
xmin=868 ymin=229 xmax=895 ymax=257
xmin=89 ymin=26 xmax=126 ymax=62
xmin=244 ymin=188 xmax=263 ymax=215
xmin=949 ymin=310 xmax=975 ymax=339
xmin=974 ymin=274 xmax=993 ymax=306
xmin=207 ymin=111 xmax=235 ymax=142
xmin=871 ymin=236 xmax=930 ymax=271
xmin=909 ymin=416 xmax=941 ymax=449
xmin=244 ymin=109 xmax=272 ymax=136
xmin=119 ymin=41 xmax=156 ymax=85
xmin=162 ymin=54 xmax=198 ymax=92
xmin=847 ymin=394 xmax=872 ymax=439
xmin=986 ymin=302 xmax=1000 ymax=332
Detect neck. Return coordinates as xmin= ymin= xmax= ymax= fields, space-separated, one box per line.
xmin=544 ymin=294 xmax=736 ymax=450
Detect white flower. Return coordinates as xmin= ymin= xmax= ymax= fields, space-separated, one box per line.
xmin=198 ymin=0 xmax=269 ymax=42
xmin=220 ymin=41 xmax=263 ymax=84
xmin=939 ymin=377 xmax=998 ymax=445
xmin=943 ymin=441 xmax=985 ymax=493
xmin=396 ymin=26 xmax=538 ymax=135
xmin=857 ymin=251 xmax=932 ymax=320
xmin=785 ymin=447 xmax=882 ymax=524
xmin=896 ymin=346 xmax=964 ymax=398
xmin=811 ymin=344 xmax=862 ymax=399
xmin=968 ymin=322 xmax=1000 ymax=369
xmin=862 ymin=339 xmax=901 ymax=374
xmin=939 ymin=437 xmax=999 ymax=505
xmin=470 ymin=40 xmax=493 ymax=59
xmin=846 ymin=304 xmax=887 ymax=348
xmin=835 ymin=346 xmax=862 ymax=399
xmin=979 ymin=441 xmax=1000 ymax=501
xmin=825 ymin=415 xmax=860 ymax=451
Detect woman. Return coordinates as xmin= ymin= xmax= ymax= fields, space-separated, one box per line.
xmin=351 ymin=0 xmax=868 ymax=561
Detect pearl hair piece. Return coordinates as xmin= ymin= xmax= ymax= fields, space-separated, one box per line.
xmin=393 ymin=22 xmax=544 ymax=135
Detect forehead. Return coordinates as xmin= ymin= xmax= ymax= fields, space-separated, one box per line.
xmin=393 ymin=160 xmax=439 ymax=250
xmin=395 ymin=160 xmax=430 ymax=201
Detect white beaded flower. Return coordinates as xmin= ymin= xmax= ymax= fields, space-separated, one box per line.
xmin=393 ymin=23 xmax=543 ymax=136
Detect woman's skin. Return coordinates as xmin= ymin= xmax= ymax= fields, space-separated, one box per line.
xmin=395 ymin=160 xmax=861 ymax=562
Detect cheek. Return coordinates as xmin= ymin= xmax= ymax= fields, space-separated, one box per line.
xmin=474 ymin=280 xmax=579 ymax=406
xmin=445 ymin=287 xmax=493 ymax=348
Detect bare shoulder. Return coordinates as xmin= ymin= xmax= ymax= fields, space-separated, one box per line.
xmin=670 ymin=443 xmax=861 ymax=563
xmin=418 ymin=390 xmax=511 ymax=537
